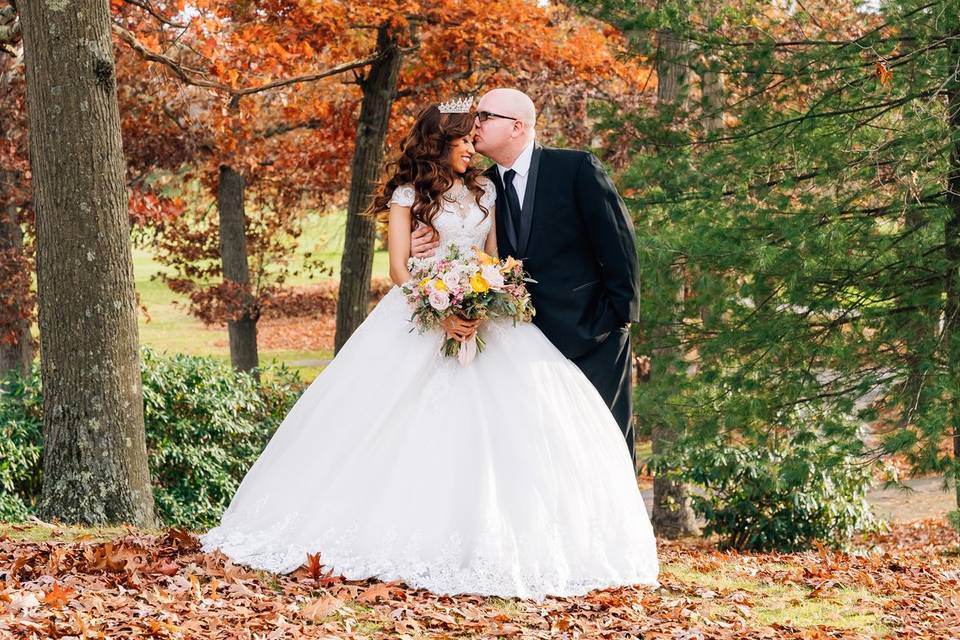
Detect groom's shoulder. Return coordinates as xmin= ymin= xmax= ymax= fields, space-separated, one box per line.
xmin=539 ymin=145 xmax=592 ymax=167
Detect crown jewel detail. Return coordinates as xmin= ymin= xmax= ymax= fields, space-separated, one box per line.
xmin=438 ymin=96 xmax=474 ymax=114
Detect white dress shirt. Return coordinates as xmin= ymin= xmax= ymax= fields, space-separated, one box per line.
xmin=496 ymin=140 xmax=535 ymax=209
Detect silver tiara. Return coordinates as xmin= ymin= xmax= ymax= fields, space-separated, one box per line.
xmin=437 ymin=95 xmax=474 ymax=114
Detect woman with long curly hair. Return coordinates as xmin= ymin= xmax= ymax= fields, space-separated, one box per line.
xmin=201 ymin=101 xmax=659 ymax=601
xmin=367 ymin=105 xmax=494 ymax=342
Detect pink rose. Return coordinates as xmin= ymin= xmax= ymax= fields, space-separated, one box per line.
xmin=442 ymin=272 xmax=462 ymax=290
xmin=429 ymin=290 xmax=451 ymax=311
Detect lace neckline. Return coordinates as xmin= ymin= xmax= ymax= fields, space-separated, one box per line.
xmin=441 ymin=182 xmax=471 ymax=219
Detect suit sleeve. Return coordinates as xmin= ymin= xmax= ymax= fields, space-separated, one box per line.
xmin=574 ymin=152 xmax=640 ymax=335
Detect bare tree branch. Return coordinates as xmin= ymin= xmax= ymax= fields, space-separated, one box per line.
xmin=121 ymin=0 xmax=189 ymax=29
xmin=111 ymin=23 xmax=215 ymax=84
xmin=226 ymin=50 xmax=390 ymax=107
xmin=111 ymin=22 xmax=392 ymax=108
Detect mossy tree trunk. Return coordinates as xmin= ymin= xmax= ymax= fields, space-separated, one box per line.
xmin=19 ymin=0 xmax=155 ymax=526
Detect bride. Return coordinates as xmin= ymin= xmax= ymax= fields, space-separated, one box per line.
xmin=200 ymin=102 xmax=660 ymax=600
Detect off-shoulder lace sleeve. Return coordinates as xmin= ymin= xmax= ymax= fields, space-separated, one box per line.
xmin=389 ymin=184 xmax=416 ymax=208
xmin=479 ymin=177 xmax=497 ymax=209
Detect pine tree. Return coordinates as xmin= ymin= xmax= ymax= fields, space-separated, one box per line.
xmin=588 ymin=0 xmax=960 ymax=510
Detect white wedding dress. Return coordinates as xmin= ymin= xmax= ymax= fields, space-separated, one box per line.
xmin=200 ymin=178 xmax=660 ymax=600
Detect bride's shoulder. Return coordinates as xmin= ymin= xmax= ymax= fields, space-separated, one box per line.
xmin=476 ymin=175 xmax=495 ymax=189
xmin=475 ymin=176 xmax=497 ymax=207
xmin=388 ymin=183 xmax=416 ymax=208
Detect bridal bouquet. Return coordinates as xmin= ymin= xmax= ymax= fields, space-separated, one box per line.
xmin=401 ymin=246 xmax=536 ymax=365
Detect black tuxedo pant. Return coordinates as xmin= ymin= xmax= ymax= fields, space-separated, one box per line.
xmin=570 ymin=327 xmax=636 ymax=474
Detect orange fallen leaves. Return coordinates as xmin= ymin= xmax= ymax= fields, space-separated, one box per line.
xmin=357 ymin=580 xmax=404 ymax=603
xmin=304 ymin=551 xmax=323 ymax=581
xmin=301 ymin=594 xmax=343 ymax=622
xmin=40 ymin=582 xmax=75 ymax=608
xmin=0 ymin=520 xmax=956 ymax=639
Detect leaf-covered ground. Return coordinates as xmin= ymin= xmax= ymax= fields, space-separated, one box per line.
xmin=1 ymin=518 xmax=958 ymax=639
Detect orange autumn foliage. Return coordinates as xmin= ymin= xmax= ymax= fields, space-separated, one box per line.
xmin=108 ymin=0 xmax=653 ymax=325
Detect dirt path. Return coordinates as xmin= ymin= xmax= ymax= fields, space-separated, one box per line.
xmin=639 ymin=476 xmax=956 ymax=524
xmin=865 ymin=476 xmax=956 ymax=522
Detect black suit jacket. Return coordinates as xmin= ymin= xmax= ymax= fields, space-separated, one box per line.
xmin=484 ymin=144 xmax=640 ymax=360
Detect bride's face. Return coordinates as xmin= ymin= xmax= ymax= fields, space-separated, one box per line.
xmin=447 ymin=126 xmax=477 ymax=175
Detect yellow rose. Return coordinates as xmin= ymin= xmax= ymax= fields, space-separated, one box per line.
xmin=419 ymin=277 xmax=430 ymax=289
xmin=433 ymin=279 xmax=448 ymax=291
xmin=470 ymin=273 xmax=490 ymax=293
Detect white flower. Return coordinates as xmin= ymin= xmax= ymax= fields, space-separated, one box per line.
xmin=481 ymin=264 xmax=505 ymax=290
xmin=407 ymin=256 xmax=427 ymax=272
xmin=428 ymin=290 xmax=451 ymax=311
xmin=454 ymin=259 xmax=472 ymax=271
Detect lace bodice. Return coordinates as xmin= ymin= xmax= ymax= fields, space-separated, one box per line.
xmin=389 ymin=178 xmax=496 ymax=257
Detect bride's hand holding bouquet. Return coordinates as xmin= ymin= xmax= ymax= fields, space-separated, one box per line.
xmin=401 ymin=246 xmax=536 ymax=365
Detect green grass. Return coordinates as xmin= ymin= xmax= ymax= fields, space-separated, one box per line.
xmin=352 ymin=620 xmax=386 ymax=635
xmin=664 ymin=561 xmax=890 ymax=636
xmin=21 ymin=212 xmax=383 ymax=381
xmin=131 ymin=212 xmax=389 ymax=381
xmin=0 ymin=521 xmax=165 ymax=543
xmin=280 ymin=211 xmax=391 ymax=285
xmin=485 ymin=597 xmax=524 ymax=613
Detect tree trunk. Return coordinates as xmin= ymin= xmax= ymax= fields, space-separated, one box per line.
xmin=334 ymin=25 xmax=401 ymax=353
xmin=700 ymin=53 xmax=724 ymax=135
xmin=218 ymin=164 xmax=259 ymax=380
xmin=0 ymin=201 xmax=34 ymax=377
xmin=649 ymin=18 xmax=699 ymax=538
xmin=19 ymin=0 xmax=155 ymax=526
xmin=898 ymin=204 xmax=937 ymax=428
xmin=945 ymin=21 xmax=960 ymax=510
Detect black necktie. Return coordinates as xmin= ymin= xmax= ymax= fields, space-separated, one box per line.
xmin=502 ymin=169 xmax=522 ymax=244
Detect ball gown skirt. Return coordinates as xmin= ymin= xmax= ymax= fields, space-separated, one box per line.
xmin=200 ymin=286 xmax=660 ymax=600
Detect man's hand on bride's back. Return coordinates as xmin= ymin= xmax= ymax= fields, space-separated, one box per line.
xmin=410 ymin=223 xmax=440 ymax=258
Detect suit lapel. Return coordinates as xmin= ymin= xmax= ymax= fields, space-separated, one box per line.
xmin=517 ymin=143 xmax=543 ymax=257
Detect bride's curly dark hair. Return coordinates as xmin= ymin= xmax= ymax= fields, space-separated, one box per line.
xmin=366 ymin=105 xmax=489 ymax=236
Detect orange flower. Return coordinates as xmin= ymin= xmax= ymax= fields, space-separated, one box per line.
xmin=501 ymin=256 xmax=521 ymax=273
xmin=473 ymin=247 xmax=498 ymax=266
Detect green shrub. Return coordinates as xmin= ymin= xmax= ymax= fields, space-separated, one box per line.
xmin=948 ymin=510 xmax=960 ymax=535
xmin=0 ymin=367 xmax=43 ymax=521
xmin=141 ymin=349 xmax=303 ymax=529
xmin=664 ymin=429 xmax=880 ymax=552
xmin=0 ymin=349 xmax=303 ymax=529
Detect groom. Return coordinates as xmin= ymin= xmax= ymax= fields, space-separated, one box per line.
xmin=412 ymin=88 xmax=641 ymax=471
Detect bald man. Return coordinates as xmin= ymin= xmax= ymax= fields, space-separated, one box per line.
xmin=411 ymin=88 xmax=641 ymax=471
